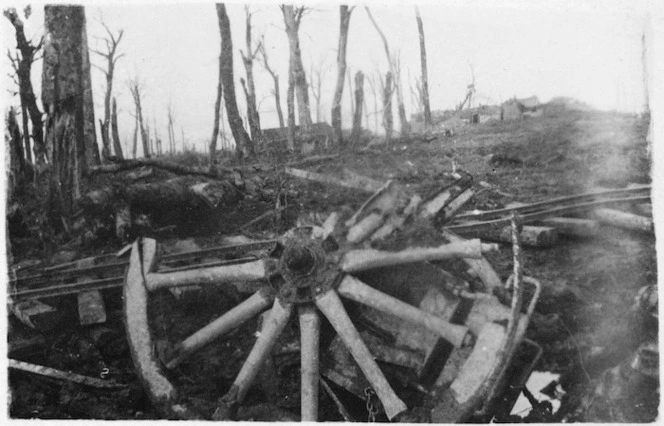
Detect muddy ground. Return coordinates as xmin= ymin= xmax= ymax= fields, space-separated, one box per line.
xmin=7 ymin=107 xmax=658 ymax=421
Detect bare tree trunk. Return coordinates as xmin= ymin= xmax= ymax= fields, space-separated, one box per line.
xmin=132 ymin=109 xmax=138 ymax=159
xmin=381 ymin=71 xmax=394 ymax=146
xmin=282 ymin=5 xmax=312 ymax=130
xmin=7 ymin=107 xmax=27 ymax=195
xmin=351 ymin=71 xmax=364 ymax=145
xmin=286 ymin=62 xmax=296 ymax=151
xmin=81 ymin=23 xmax=100 ymax=166
xmin=331 ymin=5 xmax=352 ymax=147
xmin=273 ymin=75 xmax=285 ymax=129
xmin=91 ymin=21 xmax=124 ymax=162
xmin=111 ymin=97 xmax=123 ymax=159
xmin=642 ymin=33 xmax=650 ymax=116
xmin=216 ymin=3 xmax=254 ymax=159
xmin=42 ymin=5 xmax=90 ymax=224
xmin=367 ymin=73 xmax=378 ymax=133
xmin=365 ymin=7 xmax=409 ymax=137
xmin=258 ymin=39 xmax=285 ymax=129
xmin=167 ymin=104 xmax=175 ymax=154
xmin=415 ymin=7 xmax=431 ymax=127
xmin=210 ymin=51 xmax=223 ymax=164
xmin=240 ymin=6 xmax=262 ymax=145
xmin=129 ymin=81 xmax=149 ymax=158
xmin=4 ymin=8 xmax=46 ymax=165
xmin=19 ymin=102 xmax=32 ymax=163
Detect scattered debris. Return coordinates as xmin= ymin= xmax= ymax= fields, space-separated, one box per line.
xmin=9 ymin=359 xmax=127 ymax=390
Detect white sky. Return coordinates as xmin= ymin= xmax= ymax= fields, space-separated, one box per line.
xmin=0 ymin=0 xmax=656 ymax=154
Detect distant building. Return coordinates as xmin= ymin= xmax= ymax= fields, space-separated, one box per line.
xmin=501 ymin=96 xmax=542 ymax=120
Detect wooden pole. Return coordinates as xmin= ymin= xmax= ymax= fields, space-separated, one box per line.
xmin=145 ymin=260 xmax=266 ymax=291
xmin=299 ymin=305 xmax=320 ymax=421
xmin=337 ymin=276 xmax=473 ymax=348
xmin=315 ymin=290 xmax=407 ymax=420
xmin=165 ymin=288 xmax=274 ymax=369
xmin=231 ymin=298 xmax=293 ymax=402
xmin=341 ymin=239 xmax=498 ymax=272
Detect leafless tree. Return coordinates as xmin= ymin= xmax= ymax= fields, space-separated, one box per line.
xmin=309 ymin=59 xmax=327 ymax=123
xmin=365 ymin=7 xmax=410 ymax=136
xmin=351 ymin=71 xmax=364 ymax=145
xmin=415 ymin=7 xmax=431 ymax=127
xmin=457 ymin=63 xmax=476 ymax=111
xmin=240 ymin=6 xmax=262 ymax=144
xmin=281 ymin=5 xmax=312 ymax=130
xmin=216 ymin=3 xmax=254 ymax=159
xmin=42 ymin=5 xmax=98 ymax=225
xmin=366 ymin=71 xmax=379 ymax=133
xmin=110 ymin=97 xmax=122 ymax=159
xmin=210 ymin=46 xmax=223 ymax=163
xmin=4 ymin=7 xmax=45 ymax=165
xmin=167 ymin=103 xmax=175 ymax=154
xmin=258 ymin=36 xmax=284 ymax=128
xmin=91 ymin=15 xmax=124 ymax=160
xmin=127 ymin=77 xmax=149 ymax=158
xmin=331 ymin=5 xmax=353 ymax=146
xmin=379 ymin=71 xmax=394 ymax=145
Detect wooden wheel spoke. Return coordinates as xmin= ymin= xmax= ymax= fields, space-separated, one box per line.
xmin=315 ymin=290 xmax=406 ymax=420
xmin=228 ymin=298 xmax=293 ymax=404
xmin=340 ymin=239 xmax=498 ymax=273
xmin=145 ymin=259 xmax=267 ymax=292
xmin=299 ymin=305 xmax=320 ymax=421
xmin=337 ymin=276 xmax=473 ymax=348
xmin=164 ymin=288 xmax=275 ymax=369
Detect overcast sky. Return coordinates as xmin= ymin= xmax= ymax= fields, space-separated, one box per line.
xmin=1 ymin=0 xmax=655 ymax=154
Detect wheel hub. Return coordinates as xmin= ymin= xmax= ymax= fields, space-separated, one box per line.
xmin=272 ymin=228 xmax=342 ymax=304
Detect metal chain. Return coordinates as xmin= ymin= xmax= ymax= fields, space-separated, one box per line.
xmin=364 ymin=387 xmax=379 ymax=422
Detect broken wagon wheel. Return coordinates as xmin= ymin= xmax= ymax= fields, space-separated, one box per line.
xmin=124 ymin=176 xmax=537 ymax=422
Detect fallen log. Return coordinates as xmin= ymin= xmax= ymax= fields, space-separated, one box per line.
xmin=285 ymin=167 xmax=382 ymax=193
xmin=590 ymin=208 xmax=654 ymax=233
xmin=538 ymin=217 xmax=600 ymax=238
xmin=88 ymin=158 xmax=234 ymax=178
xmin=79 ymin=177 xmax=242 ymax=236
xmin=458 ymin=225 xmax=558 ymax=248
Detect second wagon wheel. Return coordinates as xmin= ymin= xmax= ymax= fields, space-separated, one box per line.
xmin=124 ymin=177 xmax=541 ymax=421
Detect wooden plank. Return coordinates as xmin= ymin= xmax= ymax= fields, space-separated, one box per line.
xmin=591 ymin=208 xmax=654 ymax=232
xmin=9 ymin=359 xmax=126 ymax=389
xmin=538 ymin=217 xmax=600 ymax=237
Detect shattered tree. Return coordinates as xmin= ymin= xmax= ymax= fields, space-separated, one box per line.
xmin=282 ymin=5 xmax=313 ymax=130
xmin=381 ymin=71 xmax=394 ymax=144
xmin=128 ymin=78 xmax=150 ymax=158
xmin=4 ymin=7 xmax=46 ymax=165
xmin=365 ymin=7 xmax=410 ymax=137
xmin=331 ymin=6 xmax=353 ymax=147
xmin=415 ymin=6 xmax=431 ymax=127
xmin=91 ymin=18 xmax=124 ymax=160
xmin=216 ymin=3 xmax=254 ymax=159
xmin=240 ymin=6 xmax=262 ymax=145
xmin=351 ymin=71 xmax=364 ymax=145
xmin=258 ymin=37 xmax=284 ymax=129
xmin=41 ymin=5 xmax=97 ymax=222
xmin=210 ymin=46 xmax=223 ymax=163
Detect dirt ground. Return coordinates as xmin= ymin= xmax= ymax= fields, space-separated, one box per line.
xmin=8 ymin=107 xmax=658 ymax=421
